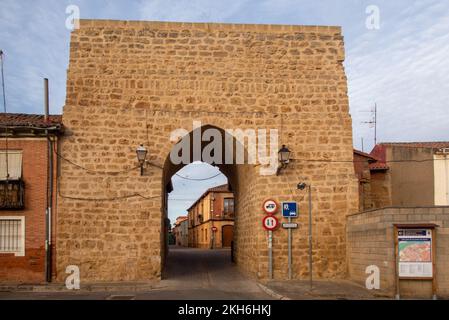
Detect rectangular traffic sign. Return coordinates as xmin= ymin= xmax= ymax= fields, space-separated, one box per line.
xmin=282 ymin=223 xmax=298 ymax=229
xmin=282 ymin=202 xmax=298 ymax=218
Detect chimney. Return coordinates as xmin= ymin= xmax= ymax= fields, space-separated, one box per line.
xmin=44 ymin=78 xmax=49 ymax=121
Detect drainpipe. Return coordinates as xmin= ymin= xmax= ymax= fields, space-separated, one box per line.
xmin=44 ymin=78 xmax=53 ymax=282
xmin=445 ymin=154 xmax=449 ymax=205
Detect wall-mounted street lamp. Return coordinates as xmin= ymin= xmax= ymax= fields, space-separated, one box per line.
xmin=136 ymin=144 xmax=148 ymax=176
xmin=297 ymin=182 xmax=313 ymax=290
xmin=276 ymin=145 xmax=291 ymax=175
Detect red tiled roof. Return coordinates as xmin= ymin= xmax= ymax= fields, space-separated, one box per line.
xmin=368 ymin=162 xmax=389 ymax=170
xmin=379 ymin=142 xmax=449 ymax=149
xmin=353 ymin=149 xmax=378 ymax=161
xmin=368 ymin=142 xmax=449 ymax=170
xmin=370 ymin=144 xmax=387 ymax=163
xmin=205 ymin=184 xmax=229 ymax=193
xmin=174 ymin=216 xmax=188 ymax=226
xmin=0 ymin=113 xmax=62 ymax=129
xmin=187 ymin=183 xmax=231 ymax=211
xmin=354 ymin=148 xmax=389 ymax=171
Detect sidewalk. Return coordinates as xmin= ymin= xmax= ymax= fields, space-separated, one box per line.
xmin=259 ymin=279 xmax=392 ymax=300
xmin=0 ymin=281 xmax=162 ymax=293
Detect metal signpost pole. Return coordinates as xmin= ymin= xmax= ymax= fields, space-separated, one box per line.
xmin=308 ymin=185 xmax=313 ymax=290
xmin=288 ymin=216 xmax=292 ymax=280
xmin=269 ymin=230 xmax=273 ymax=280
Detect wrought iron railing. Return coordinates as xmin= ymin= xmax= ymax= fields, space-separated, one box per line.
xmin=0 ymin=180 xmax=25 ymax=209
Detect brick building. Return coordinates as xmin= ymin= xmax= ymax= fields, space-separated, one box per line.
xmin=173 ymin=216 xmax=188 ymax=247
xmin=0 ymin=113 xmax=63 ymax=283
xmin=188 ymin=184 xmax=234 ymax=249
xmin=353 ymin=149 xmax=391 ymax=211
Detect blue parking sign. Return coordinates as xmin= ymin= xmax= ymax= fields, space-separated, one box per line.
xmin=282 ymin=202 xmax=298 ymax=218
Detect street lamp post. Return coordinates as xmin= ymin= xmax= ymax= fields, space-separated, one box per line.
xmin=298 ymin=182 xmax=313 ymax=290
xmin=136 ymin=144 xmax=148 ymax=176
xmin=277 ymin=145 xmax=291 ymax=175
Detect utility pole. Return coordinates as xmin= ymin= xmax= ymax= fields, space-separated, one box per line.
xmin=308 ymin=184 xmax=313 ymax=290
xmin=297 ymin=182 xmax=313 ymax=290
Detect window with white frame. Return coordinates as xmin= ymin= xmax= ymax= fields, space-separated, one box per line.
xmin=0 ymin=151 xmax=25 ymax=209
xmin=0 ymin=216 xmax=25 ymax=256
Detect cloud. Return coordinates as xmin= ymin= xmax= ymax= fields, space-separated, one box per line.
xmin=168 ymin=162 xmax=227 ymax=223
xmin=138 ymin=0 xmax=250 ymax=23
xmin=2 ymin=0 xmax=449 ymax=216
xmin=0 ymin=0 xmax=71 ymax=114
xmin=347 ymin=0 xmax=449 ymax=151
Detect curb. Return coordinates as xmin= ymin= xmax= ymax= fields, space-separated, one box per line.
xmin=0 ymin=282 xmax=161 ymax=293
xmin=257 ymin=283 xmax=291 ymax=300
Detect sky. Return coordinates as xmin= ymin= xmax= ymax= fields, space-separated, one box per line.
xmin=1 ymin=0 xmax=449 ymax=222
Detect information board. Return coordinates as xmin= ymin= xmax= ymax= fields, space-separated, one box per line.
xmin=398 ymin=228 xmax=433 ymax=278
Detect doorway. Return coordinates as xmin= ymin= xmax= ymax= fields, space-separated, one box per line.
xmin=222 ymin=225 xmax=234 ymax=248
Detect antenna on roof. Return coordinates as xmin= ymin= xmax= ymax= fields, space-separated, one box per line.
xmin=361 ymin=103 xmax=378 ymax=146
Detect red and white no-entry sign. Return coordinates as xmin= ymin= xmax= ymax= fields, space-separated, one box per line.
xmin=262 ymin=215 xmax=279 ymax=231
xmin=262 ymin=199 xmax=279 ymax=215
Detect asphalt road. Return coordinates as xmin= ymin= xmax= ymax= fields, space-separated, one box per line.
xmin=0 ymin=247 xmax=272 ymax=300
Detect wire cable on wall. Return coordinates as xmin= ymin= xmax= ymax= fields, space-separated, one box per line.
xmin=174 ymin=172 xmax=223 ymax=181
xmin=51 ymin=142 xmax=140 ymax=175
xmin=57 ymin=190 xmax=161 ymax=202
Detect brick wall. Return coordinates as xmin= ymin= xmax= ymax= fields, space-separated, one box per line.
xmin=347 ymin=207 xmax=449 ymax=298
xmin=0 ymin=138 xmax=57 ymax=283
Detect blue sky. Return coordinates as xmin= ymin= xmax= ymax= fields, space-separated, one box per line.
xmin=1 ymin=0 xmax=449 ymax=222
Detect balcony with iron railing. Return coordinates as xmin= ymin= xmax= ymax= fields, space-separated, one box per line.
xmin=0 ymin=180 xmax=25 ymax=210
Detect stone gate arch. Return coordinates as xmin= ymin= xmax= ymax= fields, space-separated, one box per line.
xmin=160 ymin=123 xmax=259 ymax=278
xmin=57 ymin=19 xmax=358 ymax=282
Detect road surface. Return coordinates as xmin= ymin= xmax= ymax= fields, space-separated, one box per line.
xmin=0 ymin=246 xmax=272 ymax=300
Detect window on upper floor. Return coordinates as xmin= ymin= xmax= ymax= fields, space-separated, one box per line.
xmin=0 ymin=151 xmax=24 ymax=210
xmin=223 ymin=198 xmax=234 ymax=216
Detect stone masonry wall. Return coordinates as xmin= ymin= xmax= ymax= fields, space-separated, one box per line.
xmin=58 ymin=19 xmax=358 ymax=282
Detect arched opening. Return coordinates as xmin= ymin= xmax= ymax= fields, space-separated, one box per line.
xmin=160 ymin=125 xmax=249 ymax=279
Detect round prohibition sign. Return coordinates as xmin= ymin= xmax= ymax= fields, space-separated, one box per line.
xmin=262 ymin=215 xmax=279 ymax=231
xmin=262 ymin=199 xmax=279 ymax=215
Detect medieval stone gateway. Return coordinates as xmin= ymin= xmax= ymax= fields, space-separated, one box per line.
xmin=57 ymin=19 xmax=358 ymax=282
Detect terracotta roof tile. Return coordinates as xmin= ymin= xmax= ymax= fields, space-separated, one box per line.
xmin=353 ymin=149 xmax=378 ymax=161
xmin=379 ymin=142 xmax=449 ymax=149
xmin=0 ymin=113 xmax=62 ymax=129
xmin=187 ymin=183 xmax=231 ymax=211
xmin=205 ymin=183 xmax=229 ymax=193
xmin=368 ymin=162 xmax=389 ymax=170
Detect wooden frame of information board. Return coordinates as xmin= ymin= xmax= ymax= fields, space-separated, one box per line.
xmin=394 ymin=224 xmax=438 ymax=299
